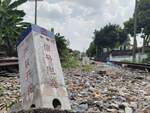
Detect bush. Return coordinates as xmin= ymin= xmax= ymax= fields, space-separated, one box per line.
xmin=81 ymin=65 xmax=94 ymax=72
xmin=62 ymin=55 xmax=80 ymax=69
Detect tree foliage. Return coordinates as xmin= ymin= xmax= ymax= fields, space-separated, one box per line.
xmin=86 ymin=41 xmax=96 ymax=57
xmin=86 ymin=23 xmax=128 ymax=58
xmin=138 ymin=0 xmax=150 ymax=34
xmin=94 ymin=23 xmax=128 ymax=50
xmin=124 ymin=0 xmax=150 ymax=47
xmin=55 ymin=33 xmax=80 ymax=69
xmin=55 ymin=33 xmax=69 ymax=63
xmin=0 ymin=0 xmax=29 ymax=56
xmin=138 ymin=0 xmax=150 ymax=47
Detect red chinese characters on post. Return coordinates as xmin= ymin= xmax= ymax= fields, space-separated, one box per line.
xmin=23 ymin=45 xmax=33 ymax=96
xmin=46 ymin=66 xmax=55 ymax=75
xmin=44 ymin=43 xmax=50 ymax=51
xmin=43 ymin=39 xmax=58 ymax=88
xmin=27 ymin=82 xmax=33 ymax=95
xmin=45 ymin=54 xmax=52 ymax=61
xmin=47 ymin=76 xmax=58 ymax=88
xmin=23 ymin=47 xmax=29 ymax=56
xmin=44 ymin=43 xmax=56 ymax=75
xmin=25 ymin=69 xmax=32 ymax=80
xmin=25 ymin=58 xmax=30 ymax=69
xmin=24 ymin=58 xmax=31 ymax=80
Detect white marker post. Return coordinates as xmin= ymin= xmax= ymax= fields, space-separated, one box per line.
xmin=17 ymin=24 xmax=71 ymax=110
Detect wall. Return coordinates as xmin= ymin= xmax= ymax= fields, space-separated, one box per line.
xmin=109 ymin=53 xmax=147 ymax=62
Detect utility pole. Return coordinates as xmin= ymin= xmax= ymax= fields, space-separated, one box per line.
xmin=132 ymin=0 xmax=138 ymax=62
xmin=35 ymin=0 xmax=37 ymax=24
xmin=29 ymin=0 xmax=43 ymax=25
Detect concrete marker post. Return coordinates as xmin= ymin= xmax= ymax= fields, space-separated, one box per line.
xmin=17 ymin=24 xmax=71 ymax=110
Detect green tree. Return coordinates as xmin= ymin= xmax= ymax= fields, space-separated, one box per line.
xmin=94 ymin=23 xmax=128 ymax=53
xmin=55 ymin=33 xmax=69 ymax=63
xmin=55 ymin=33 xmax=80 ymax=69
xmin=72 ymin=50 xmax=80 ymax=59
xmin=124 ymin=0 xmax=150 ymax=54
xmin=138 ymin=0 xmax=150 ymax=53
xmin=86 ymin=23 xmax=128 ymax=60
xmin=124 ymin=18 xmax=140 ymax=37
xmin=86 ymin=41 xmax=96 ymax=57
xmin=0 ymin=0 xmax=29 ymax=56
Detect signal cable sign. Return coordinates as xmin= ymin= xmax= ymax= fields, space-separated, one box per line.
xmin=17 ymin=24 xmax=71 ymax=110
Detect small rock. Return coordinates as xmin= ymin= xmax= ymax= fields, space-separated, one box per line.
xmin=125 ymin=107 xmax=133 ymax=113
xmin=130 ymin=102 xmax=138 ymax=110
xmin=77 ymin=103 xmax=88 ymax=112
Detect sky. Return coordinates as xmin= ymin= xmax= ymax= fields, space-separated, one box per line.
xmin=18 ymin=0 xmax=142 ymax=52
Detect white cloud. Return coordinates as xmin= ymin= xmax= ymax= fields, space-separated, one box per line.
xmin=19 ymin=0 xmax=135 ymax=51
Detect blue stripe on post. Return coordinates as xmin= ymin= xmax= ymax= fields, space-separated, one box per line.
xmin=16 ymin=25 xmax=32 ymax=47
xmin=16 ymin=24 xmax=54 ymax=47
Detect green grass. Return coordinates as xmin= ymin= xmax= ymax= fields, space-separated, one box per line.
xmin=62 ymin=56 xmax=80 ymax=69
xmin=81 ymin=64 xmax=94 ymax=72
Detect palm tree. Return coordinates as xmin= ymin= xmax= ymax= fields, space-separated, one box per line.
xmin=0 ymin=0 xmax=29 ymax=56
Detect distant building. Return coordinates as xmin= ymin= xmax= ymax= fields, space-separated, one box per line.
xmin=109 ymin=50 xmax=147 ymax=63
xmin=109 ymin=46 xmax=150 ymax=62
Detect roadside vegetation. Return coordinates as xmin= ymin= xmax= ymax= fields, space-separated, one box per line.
xmin=81 ymin=65 xmax=94 ymax=72
xmin=55 ymin=33 xmax=80 ymax=69
xmin=0 ymin=0 xmax=29 ymax=56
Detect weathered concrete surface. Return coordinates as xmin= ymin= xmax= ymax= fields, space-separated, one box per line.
xmin=17 ymin=24 xmax=70 ymax=110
